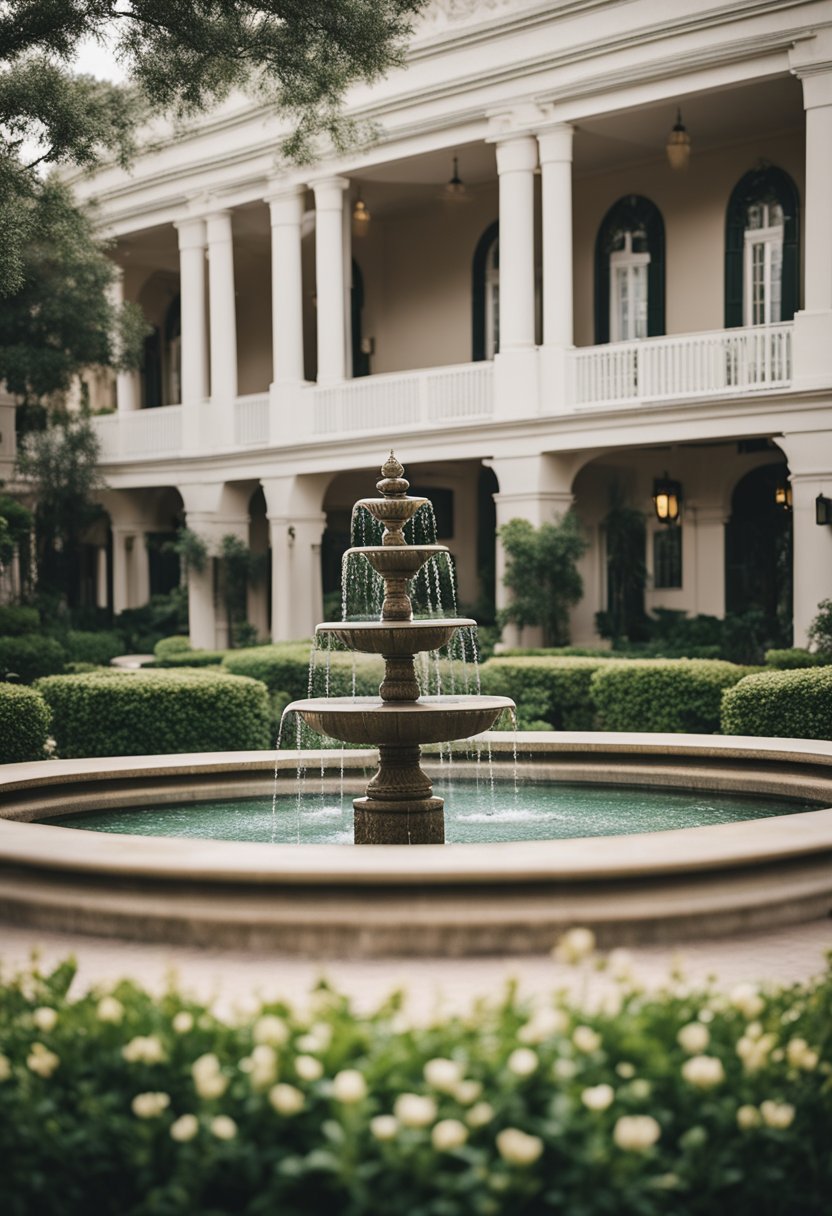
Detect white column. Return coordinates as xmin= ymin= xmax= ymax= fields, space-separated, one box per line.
xmin=206 ymin=210 xmax=238 ymax=405
xmin=689 ymin=505 xmax=728 ymax=618
xmin=777 ymin=431 xmax=832 ymax=647
xmin=110 ymin=268 xmax=139 ymax=412
xmin=268 ymin=517 xmax=293 ymax=641
xmin=110 ymin=529 xmax=148 ymax=613
xmin=538 ymin=125 xmax=574 ymax=349
xmin=111 ymin=529 xmax=129 ymax=614
xmin=175 ymin=218 xmax=208 ymax=407
xmin=267 ymin=187 xmax=306 ymax=385
xmin=312 ymin=177 xmax=349 ymax=384
xmin=188 ymin=563 xmax=216 ymax=650
xmin=96 ymin=547 xmax=109 ymax=610
xmin=494 ymin=136 xmax=537 ymax=350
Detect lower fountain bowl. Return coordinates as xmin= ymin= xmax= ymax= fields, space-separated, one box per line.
xmin=286 ymin=694 xmax=514 ymax=747
xmin=316 ymin=619 xmax=476 ymax=656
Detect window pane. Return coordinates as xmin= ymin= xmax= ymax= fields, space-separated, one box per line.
xmin=653 ymin=528 xmax=682 ymax=589
xmin=632 ymin=264 xmax=648 ymax=339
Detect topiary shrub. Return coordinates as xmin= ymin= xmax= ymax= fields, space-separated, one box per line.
xmin=764 ymin=649 xmax=831 ymax=670
xmin=154 ymin=635 xmax=193 ymax=659
xmin=64 ymin=630 xmax=124 ymax=666
xmin=151 ymin=649 xmax=227 ymax=668
xmin=0 ymin=635 xmax=66 ymax=683
xmin=591 ymin=659 xmax=752 ymax=734
xmin=479 ymin=657 xmax=619 ymax=730
xmin=0 ymin=684 xmax=51 ymax=762
xmin=36 ymin=669 xmax=272 ymax=757
xmin=0 ymin=605 xmax=39 ymax=636
xmin=721 ymin=666 xmax=832 ymax=740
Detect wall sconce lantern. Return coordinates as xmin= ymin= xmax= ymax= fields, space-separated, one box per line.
xmin=816 ymin=494 xmax=832 ymax=526
xmin=774 ymin=480 xmax=793 ymax=510
xmin=666 ymin=108 xmax=691 ymax=172
xmin=352 ymin=195 xmax=371 ymax=234
xmin=653 ymin=475 xmax=682 ymax=524
xmin=287 ymin=525 xmax=296 ymax=542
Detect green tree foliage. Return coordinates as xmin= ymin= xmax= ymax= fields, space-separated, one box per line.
xmin=15 ymin=411 xmax=104 ymax=607
xmin=807 ymin=598 xmax=832 ymax=655
xmin=598 ymin=499 xmax=647 ymax=644
xmin=498 ymin=514 xmax=587 ymax=647
xmin=218 ymin=534 xmax=266 ymax=648
xmin=0 ymin=491 xmax=32 ymax=567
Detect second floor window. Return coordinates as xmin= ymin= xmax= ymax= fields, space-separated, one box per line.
xmin=609 ymin=229 xmax=650 ymax=342
xmin=595 ymin=196 xmax=664 ymax=345
xmin=725 ymin=166 xmax=799 ymax=329
xmin=744 ymin=200 xmax=784 ymax=326
xmin=484 ymin=238 xmax=500 ymax=359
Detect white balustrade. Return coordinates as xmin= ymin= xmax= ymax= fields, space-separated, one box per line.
xmin=234 ymin=394 xmax=270 ymax=446
xmin=568 ymin=323 xmax=793 ymax=409
xmin=310 ymin=362 xmax=494 ymax=435
xmin=92 ymin=405 xmax=183 ymax=460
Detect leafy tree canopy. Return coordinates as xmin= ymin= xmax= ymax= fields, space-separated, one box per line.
xmin=499 ymin=514 xmax=588 ymax=647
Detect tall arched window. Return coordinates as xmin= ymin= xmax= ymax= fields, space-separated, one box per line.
xmin=472 ymin=221 xmax=499 ymax=361
xmin=594 ymin=196 xmax=665 ymax=345
xmin=725 ymin=166 xmax=799 ymax=328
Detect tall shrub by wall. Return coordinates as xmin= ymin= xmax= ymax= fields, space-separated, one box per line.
xmin=36 ymin=669 xmax=271 ymax=758
xmin=591 ymin=660 xmax=752 ymax=734
xmin=0 ymin=684 xmax=50 ymax=762
xmin=479 ymin=658 xmax=619 ymax=730
xmin=721 ymin=666 xmax=832 ymax=740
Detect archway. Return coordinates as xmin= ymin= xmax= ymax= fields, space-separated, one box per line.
xmin=725 ymin=462 xmax=792 ymax=642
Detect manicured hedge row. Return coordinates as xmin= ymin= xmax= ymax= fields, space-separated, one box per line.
xmin=0 ymin=635 xmax=66 ymax=683
xmin=764 ymin=649 xmax=831 ymax=670
xmin=152 ymin=650 xmax=227 ymax=668
xmin=0 ymin=684 xmax=50 ymax=762
xmin=479 ymin=658 xmax=618 ymax=730
xmin=36 ymin=669 xmax=272 ymax=758
xmin=64 ymin=630 xmax=124 ymax=666
xmin=154 ymin=635 xmax=193 ymax=659
xmin=721 ymin=666 xmax=832 ymax=740
xmin=0 ymin=605 xmax=39 ymax=636
xmin=591 ymin=660 xmax=753 ymax=734
xmin=222 ymin=644 xmax=383 ymax=702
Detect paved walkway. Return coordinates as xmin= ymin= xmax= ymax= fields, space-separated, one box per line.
xmin=1 ymin=919 xmax=829 ymax=1018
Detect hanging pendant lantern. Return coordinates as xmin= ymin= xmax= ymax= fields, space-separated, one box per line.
xmin=666 ymin=109 xmax=691 ymax=172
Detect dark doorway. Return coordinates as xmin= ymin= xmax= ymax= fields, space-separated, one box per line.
xmin=725 ymin=462 xmax=792 ymax=641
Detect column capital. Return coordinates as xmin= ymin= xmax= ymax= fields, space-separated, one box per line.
xmin=775 ymin=431 xmax=832 ymax=475
xmin=537 ymin=123 xmax=574 ymax=164
xmin=174 ymin=216 xmax=207 ymax=251
xmin=205 ymin=209 xmax=234 ymax=243
xmin=493 ymin=134 xmax=538 ymax=175
xmin=310 ymin=176 xmax=350 ymax=210
xmin=790 ymin=29 xmax=832 ymax=106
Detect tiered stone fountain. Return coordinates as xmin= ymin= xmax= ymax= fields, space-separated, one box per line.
xmin=286 ymin=454 xmax=514 ymax=844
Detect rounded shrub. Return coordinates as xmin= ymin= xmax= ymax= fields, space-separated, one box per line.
xmin=0 ymin=605 xmax=39 ymax=635
xmin=64 ymin=630 xmax=124 ymax=666
xmin=479 ymin=657 xmax=619 ymax=730
xmin=151 ymin=649 xmax=227 ymax=668
xmin=0 ymin=684 xmax=51 ymax=762
xmin=721 ymin=666 xmax=832 ymax=740
xmin=36 ymin=669 xmax=272 ymax=758
xmin=154 ymin=635 xmax=193 ymax=659
xmin=590 ymin=659 xmax=751 ymax=734
xmin=0 ymin=635 xmax=66 ymax=683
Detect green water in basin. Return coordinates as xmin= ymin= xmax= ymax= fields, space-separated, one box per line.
xmin=39 ymin=779 xmax=819 ymax=846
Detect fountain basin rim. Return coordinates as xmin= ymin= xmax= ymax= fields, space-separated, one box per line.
xmin=285 ymin=694 xmax=514 ymax=746
xmin=316 ymin=619 xmax=477 ymax=632
xmin=2 ymin=733 xmax=832 ymax=888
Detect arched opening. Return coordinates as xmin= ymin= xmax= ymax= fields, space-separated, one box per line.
xmin=472 ymin=220 xmax=499 ymax=362
xmin=351 ymin=259 xmax=370 ymax=378
xmin=725 ymin=166 xmax=800 ymax=328
xmin=136 ymin=276 xmax=181 ymax=408
xmin=594 ymin=196 xmax=665 ymax=344
xmin=725 ymin=462 xmax=792 ymax=642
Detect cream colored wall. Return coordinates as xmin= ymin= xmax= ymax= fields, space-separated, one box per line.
xmin=234 ymin=247 xmax=272 ymax=395
xmin=572 ymin=130 xmax=805 ymax=346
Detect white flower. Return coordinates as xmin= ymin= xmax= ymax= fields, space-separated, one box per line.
xmin=253 ymin=1015 xmax=289 ymax=1047
xmin=553 ymin=927 xmax=596 ymax=965
xmin=736 ymin=1032 xmax=776 ymax=1073
xmin=760 ymin=1100 xmax=795 ymax=1129
xmin=507 ymin=1048 xmax=538 ymax=1078
xmin=172 ymin=1011 xmax=194 ymax=1034
xmin=607 ymin=948 xmax=634 ymax=982
xmin=677 ymin=1023 xmax=710 ymax=1054
xmin=681 ymin=1055 xmax=725 ymax=1089
xmin=26 ymin=1043 xmax=59 ymax=1078
xmin=454 ymin=1079 xmax=482 ymax=1105
xmin=432 ymin=1118 xmax=468 ymax=1151
xmin=210 ymin=1115 xmax=237 ymax=1140
xmin=572 ymin=1026 xmax=601 ymax=1054
xmin=269 ymin=1083 xmax=304 ymax=1115
xmin=496 ymin=1128 xmax=544 ymax=1166
xmin=393 ymin=1093 xmax=437 ymax=1128
xmin=294 ymin=1054 xmax=323 ymax=1083
xmin=616 ymin=1062 xmax=635 ymax=1079
xmin=628 ymin=1079 xmax=651 ymax=1101
xmin=122 ymin=1035 xmax=165 ymax=1065
xmin=192 ymin=1053 xmax=228 ymax=1100
xmin=424 ymin=1057 xmax=463 ymax=1093
xmin=553 ymin=1057 xmax=578 ymax=1080
xmin=248 ymin=1044 xmax=278 ymax=1089
xmin=170 ymin=1113 xmax=199 ymax=1141
xmin=332 ymin=1069 xmax=367 ymax=1103
xmin=466 ymin=1101 xmax=494 ymax=1128
xmin=0 ymin=1054 xmax=11 ymax=1082
xmin=730 ymin=984 xmax=765 ymax=1020
xmin=786 ymin=1038 xmax=819 ymax=1070
xmin=613 ymin=1115 xmax=661 ymax=1151
xmin=370 ymin=1114 xmax=399 ymax=1141
xmin=600 ymin=991 xmax=623 ymax=1018
xmin=581 ymin=1084 xmax=614 ymax=1111
xmin=518 ymin=1006 xmax=569 ymax=1044
xmin=736 ymin=1104 xmax=761 ymax=1130
xmin=698 ymin=1008 xmax=715 ymax=1024
xmin=32 ymin=1007 xmax=57 ymax=1033
xmin=96 ymin=996 xmax=124 ymax=1024
xmin=131 ymin=1091 xmax=170 ymax=1119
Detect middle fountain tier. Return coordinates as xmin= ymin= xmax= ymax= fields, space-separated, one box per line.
xmin=285 ymin=453 xmax=514 ymax=845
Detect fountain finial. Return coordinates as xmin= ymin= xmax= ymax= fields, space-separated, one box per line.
xmin=377 ymin=451 xmax=409 ymax=498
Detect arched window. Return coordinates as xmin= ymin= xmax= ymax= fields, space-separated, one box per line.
xmin=594 ymin=196 xmax=665 ymax=344
xmin=472 ymin=221 xmax=499 ymax=361
xmin=165 ymin=294 xmax=181 ymax=406
xmin=725 ymin=166 xmax=799 ymax=328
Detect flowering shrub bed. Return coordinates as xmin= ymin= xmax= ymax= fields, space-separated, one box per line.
xmin=0 ymin=935 xmax=830 ymax=1215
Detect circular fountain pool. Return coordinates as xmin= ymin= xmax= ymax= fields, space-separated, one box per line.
xmin=2 ymin=734 xmax=832 ymax=956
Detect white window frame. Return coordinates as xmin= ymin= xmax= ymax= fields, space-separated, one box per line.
xmin=743 ymin=211 xmax=784 ymax=327
xmin=609 ymin=232 xmax=650 ymax=343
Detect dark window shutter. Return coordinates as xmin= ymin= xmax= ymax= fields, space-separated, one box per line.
xmin=594 ymin=196 xmax=665 ymax=343
xmin=471 ymin=221 xmax=499 ymax=362
xmin=725 ymin=165 xmax=800 ymax=327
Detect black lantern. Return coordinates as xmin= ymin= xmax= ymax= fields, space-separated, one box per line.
xmin=653 ymin=475 xmax=682 ymax=525
xmin=816 ymin=494 xmax=832 ymax=526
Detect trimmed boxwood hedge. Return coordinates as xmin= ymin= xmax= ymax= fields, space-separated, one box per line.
xmin=591 ymin=659 xmax=752 ymax=734
xmin=0 ymin=684 xmax=51 ymax=763
xmin=64 ymin=630 xmax=124 ymax=666
xmin=222 ymin=643 xmax=383 ymax=701
xmin=764 ymin=648 xmax=831 ymax=670
xmin=0 ymin=605 xmax=39 ymax=635
xmin=478 ymin=657 xmax=619 ymax=730
xmin=152 ymin=649 xmax=227 ymax=668
xmin=36 ymin=669 xmax=272 ymax=758
xmin=154 ymin=635 xmax=193 ymax=659
xmin=0 ymin=635 xmax=66 ymax=683
xmin=721 ymin=665 xmax=832 ymax=740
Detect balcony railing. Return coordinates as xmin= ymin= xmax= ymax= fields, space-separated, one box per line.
xmin=234 ymin=393 xmax=270 ymax=446
xmin=94 ymin=404 xmax=183 ymax=460
xmin=567 ymin=323 xmax=793 ymax=408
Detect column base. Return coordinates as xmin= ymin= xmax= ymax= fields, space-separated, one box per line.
xmin=353 ymin=800 xmax=445 ymax=845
